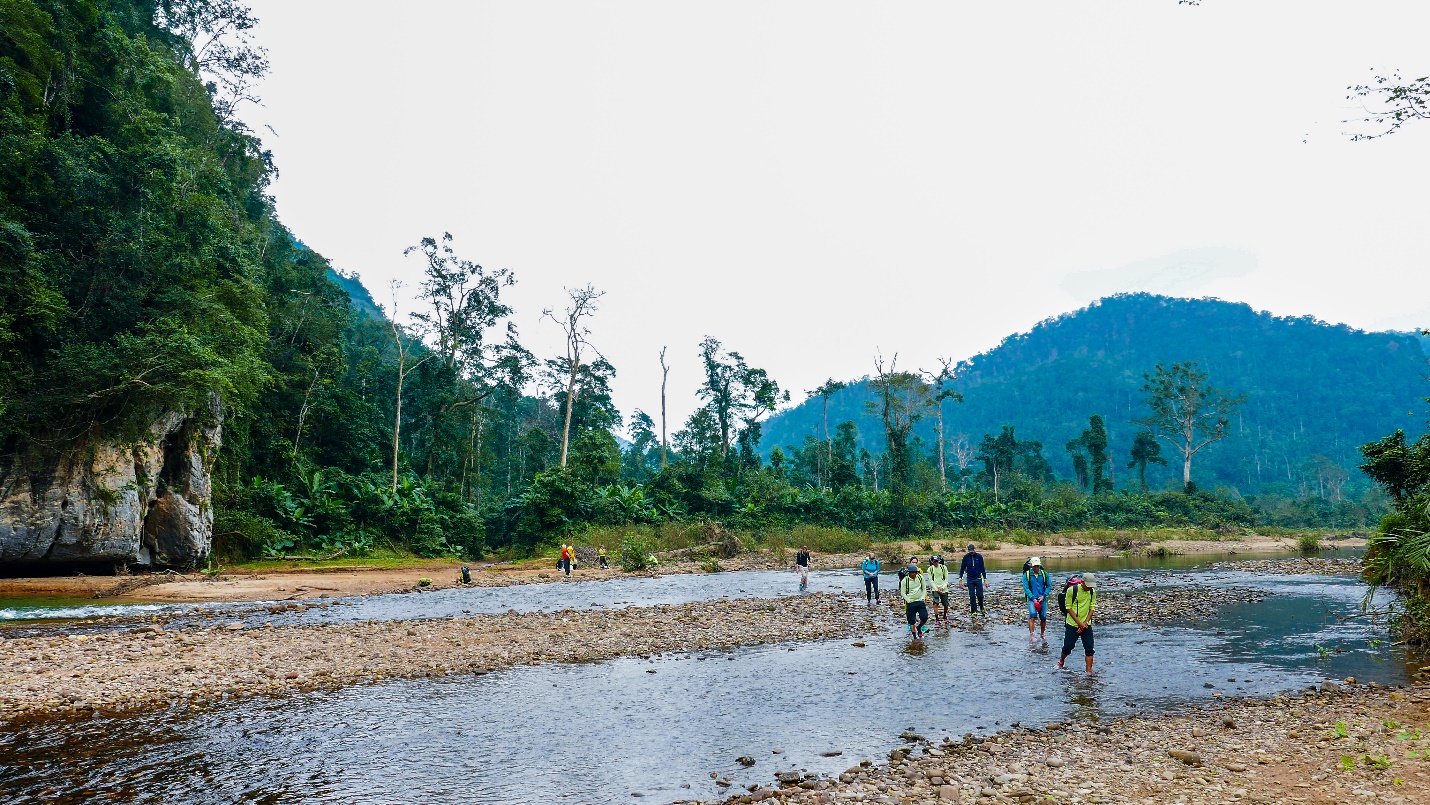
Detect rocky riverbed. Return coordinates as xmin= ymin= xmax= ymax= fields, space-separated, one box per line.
xmin=0 ymin=593 xmax=876 ymax=723
xmin=690 ymin=680 xmax=1430 ymax=805
xmin=1209 ymin=557 xmax=1362 ymax=576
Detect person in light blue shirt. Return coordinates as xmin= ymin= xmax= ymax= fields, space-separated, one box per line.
xmin=1022 ymin=556 xmax=1052 ymax=641
xmin=860 ymin=553 xmax=881 ymax=603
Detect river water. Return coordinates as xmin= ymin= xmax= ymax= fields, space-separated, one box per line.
xmin=0 ymin=562 xmax=1410 ymax=805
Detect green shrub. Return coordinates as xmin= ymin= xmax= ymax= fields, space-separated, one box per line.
xmin=620 ymin=533 xmax=654 ymax=572
xmin=1298 ymin=532 xmax=1322 ymax=554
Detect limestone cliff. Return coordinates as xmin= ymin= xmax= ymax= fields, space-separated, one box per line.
xmin=0 ymin=399 xmax=221 ymax=568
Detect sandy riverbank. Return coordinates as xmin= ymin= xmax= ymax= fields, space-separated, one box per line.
xmin=692 ymin=680 xmax=1430 ymax=805
xmin=0 ymin=533 xmax=1363 ymax=606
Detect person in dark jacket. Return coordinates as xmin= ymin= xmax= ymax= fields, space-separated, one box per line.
xmin=958 ymin=543 xmax=988 ymax=616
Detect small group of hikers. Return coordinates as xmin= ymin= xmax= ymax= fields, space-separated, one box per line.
xmin=853 ymin=544 xmax=1098 ymax=673
xmin=556 ymin=544 xmax=611 ymax=576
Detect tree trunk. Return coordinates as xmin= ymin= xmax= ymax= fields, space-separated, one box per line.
xmin=392 ymin=359 xmax=404 ymax=493
xmin=559 ymin=363 xmax=578 ymax=468
xmin=936 ymin=405 xmax=947 ymax=493
xmin=660 ymin=347 xmax=669 ymax=468
xmin=822 ymin=397 xmax=831 ymax=489
xmin=1183 ymin=452 xmax=1192 ymax=487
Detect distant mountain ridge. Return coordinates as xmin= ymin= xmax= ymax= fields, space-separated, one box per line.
xmin=760 ymin=294 xmax=1430 ymax=495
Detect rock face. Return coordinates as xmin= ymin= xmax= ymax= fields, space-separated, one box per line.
xmin=0 ymin=399 xmax=221 ymax=567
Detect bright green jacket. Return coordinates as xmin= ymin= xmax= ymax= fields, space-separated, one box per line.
xmin=1064 ymin=583 xmax=1096 ymax=627
xmin=927 ymin=564 xmax=950 ymax=591
xmin=901 ymin=572 xmax=927 ymax=604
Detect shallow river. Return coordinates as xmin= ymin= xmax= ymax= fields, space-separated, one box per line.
xmin=0 ymin=566 xmax=1409 ymax=805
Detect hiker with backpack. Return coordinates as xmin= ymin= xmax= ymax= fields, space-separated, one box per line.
xmin=958 ymin=543 xmax=988 ymax=616
xmin=1022 ymin=556 xmax=1051 ymax=641
xmin=927 ymin=555 xmax=952 ymax=625
xmin=1057 ymin=572 xmax=1098 ymax=673
xmin=900 ymin=559 xmax=929 ymax=639
xmin=558 ymin=544 xmax=575 ymax=577
xmin=861 ymin=553 xmax=882 ymax=603
xmin=795 ymin=546 xmax=812 ymax=592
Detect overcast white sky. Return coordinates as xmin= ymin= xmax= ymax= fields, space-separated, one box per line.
xmin=244 ymin=0 xmax=1430 ymax=430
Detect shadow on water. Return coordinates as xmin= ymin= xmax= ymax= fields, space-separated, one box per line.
xmin=0 ymin=569 xmax=1414 ymax=805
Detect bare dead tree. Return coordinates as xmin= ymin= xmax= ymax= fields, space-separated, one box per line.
xmin=544 ymin=285 xmax=605 ymax=467
xmin=659 ymin=346 xmax=670 ymax=468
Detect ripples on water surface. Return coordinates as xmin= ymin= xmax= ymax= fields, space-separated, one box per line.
xmin=0 ymin=567 xmax=1410 ymax=805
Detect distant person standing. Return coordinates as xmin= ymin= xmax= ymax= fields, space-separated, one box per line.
xmin=958 ymin=543 xmax=988 ymax=616
xmin=1022 ymin=556 xmax=1051 ymax=641
xmin=926 ymin=555 xmax=952 ymax=625
xmin=558 ymin=544 xmax=574 ymax=577
xmin=795 ymin=546 xmax=811 ymax=592
xmin=900 ymin=560 xmax=929 ymax=639
xmin=598 ymin=547 xmax=609 ymax=569
xmin=861 ymin=552 xmax=882 ymax=603
xmin=1058 ymin=572 xmax=1098 ymax=673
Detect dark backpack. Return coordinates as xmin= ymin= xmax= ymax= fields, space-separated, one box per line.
xmin=1057 ymin=577 xmax=1084 ymax=617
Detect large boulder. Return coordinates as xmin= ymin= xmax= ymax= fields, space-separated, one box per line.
xmin=0 ymin=398 xmax=221 ymax=568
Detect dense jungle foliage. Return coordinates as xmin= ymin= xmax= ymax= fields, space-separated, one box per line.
xmin=1361 ymin=370 xmax=1430 ymax=643
xmin=763 ymin=294 xmax=1429 ymax=499
xmin=0 ymin=1 xmax=1403 ymax=567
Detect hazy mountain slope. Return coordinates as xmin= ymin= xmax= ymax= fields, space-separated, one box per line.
xmin=761 ymin=294 xmax=1430 ymax=494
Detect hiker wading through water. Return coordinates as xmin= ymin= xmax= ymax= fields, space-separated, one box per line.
xmin=795 ymin=546 xmax=811 ymax=592
xmin=861 ymin=553 xmax=881 ymax=603
xmin=1058 ymin=572 xmax=1098 ymax=673
xmin=927 ymin=555 xmax=952 ymax=625
xmin=901 ymin=560 xmax=929 ymax=639
xmin=958 ymin=543 xmax=988 ymax=616
xmin=1022 ymin=556 xmax=1051 ymax=641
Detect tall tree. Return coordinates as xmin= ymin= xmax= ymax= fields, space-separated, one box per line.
xmin=1136 ymin=361 xmax=1246 ymax=490
xmin=806 ymin=378 xmax=847 ymax=487
xmin=543 ymin=285 xmax=604 ymax=468
xmin=1066 ymin=415 xmax=1113 ymax=495
xmin=696 ymin=336 xmax=787 ymax=464
xmin=386 ymin=282 xmax=433 ymax=492
xmin=659 ymin=346 xmax=670 ymax=468
xmin=867 ymin=354 xmax=932 ymax=533
xmin=924 ymin=358 xmax=964 ymax=494
xmin=1127 ymin=430 xmax=1167 ymax=490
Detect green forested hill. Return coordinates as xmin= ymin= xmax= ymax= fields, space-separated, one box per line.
xmin=761 ymin=294 xmax=1430 ymax=496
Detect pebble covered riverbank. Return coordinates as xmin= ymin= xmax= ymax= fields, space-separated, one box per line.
xmin=690 ymin=681 xmax=1430 ymax=805
xmin=0 ymin=593 xmax=876 ymax=723
xmin=1208 ymin=557 xmax=1362 ymax=575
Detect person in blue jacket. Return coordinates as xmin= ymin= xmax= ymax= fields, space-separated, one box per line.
xmin=958 ymin=543 xmax=988 ymax=616
xmin=1022 ymin=555 xmax=1052 ymax=641
xmin=860 ymin=552 xmax=881 ymax=603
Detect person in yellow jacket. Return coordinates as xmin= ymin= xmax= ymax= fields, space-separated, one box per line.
xmin=926 ymin=555 xmax=952 ymax=625
xmin=900 ymin=560 xmax=929 ymax=639
xmin=1057 ymin=572 xmax=1097 ymax=673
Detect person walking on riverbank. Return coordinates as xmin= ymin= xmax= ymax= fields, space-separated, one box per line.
xmin=598 ymin=547 xmax=609 ymax=569
xmin=901 ymin=560 xmax=929 ymax=639
xmin=861 ymin=553 xmax=881 ymax=603
xmin=1058 ymin=572 xmax=1097 ymax=673
xmin=1022 ymin=556 xmax=1051 ymax=641
xmin=795 ymin=546 xmax=811 ymax=592
xmin=958 ymin=544 xmax=988 ymax=616
xmin=558 ymin=544 xmax=575 ymax=577
xmin=927 ymin=555 xmax=951 ymax=625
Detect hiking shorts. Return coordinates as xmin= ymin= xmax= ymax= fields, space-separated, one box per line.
xmin=930 ymin=590 xmax=950 ymax=607
xmin=905 ymin=601 xmax=929 ymax=627
xmin=1062 ymin=624 xmax=1094 ymax=656
xmin=1027 ymin=598 xmax=1047 ymax=621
